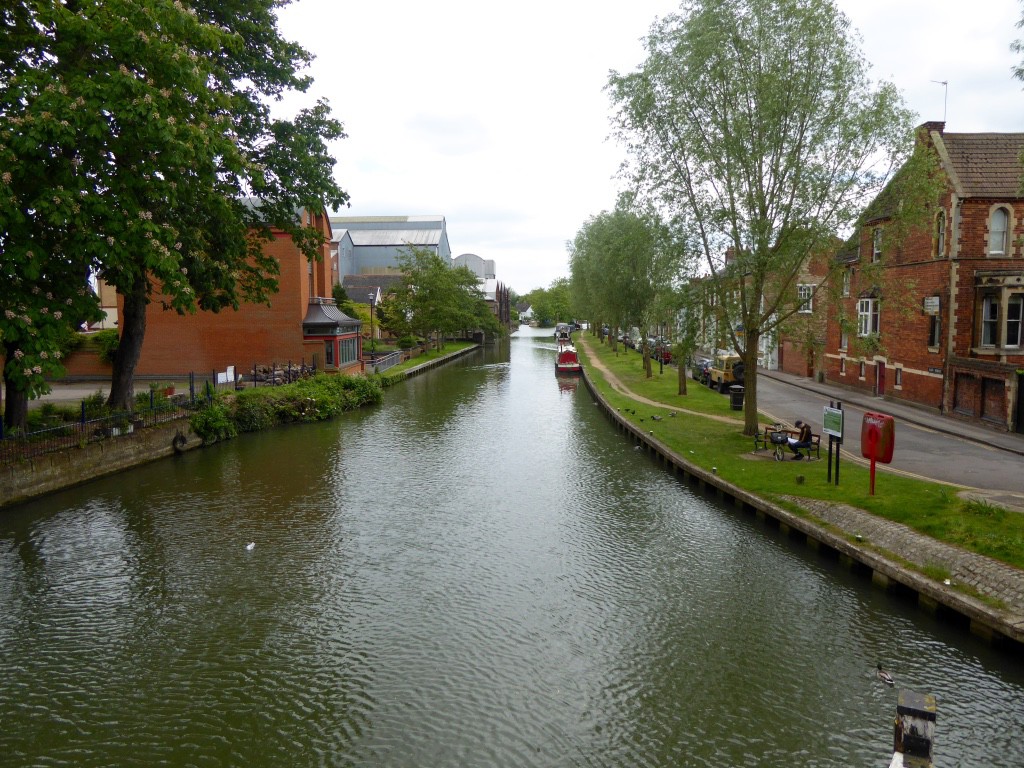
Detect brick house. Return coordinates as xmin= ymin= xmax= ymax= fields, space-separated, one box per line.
xmin=110 ymin=208 xmax=363 ymax=379
xmin=824 ymin=122 xmax=1024 ymax=433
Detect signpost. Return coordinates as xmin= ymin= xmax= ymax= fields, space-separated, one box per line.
xmin=822 ymin=402 xmax=843 ymax=485
xmin=860 ymin=411 xmax=896 ymax=496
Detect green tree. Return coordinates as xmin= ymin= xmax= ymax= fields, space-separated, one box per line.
xmin=568 ymin=204 xmax=679 ymax=375
xmin=383 ymin=246 xmax=497 ymax=350
xmin=1 ymin=0 xmax=348 ymax=413
xmin=608 ymin=0 xmax=936 ymax=433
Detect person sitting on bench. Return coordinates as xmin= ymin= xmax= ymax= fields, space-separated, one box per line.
xmin=788 ymin=420 xmax=813 ymax=460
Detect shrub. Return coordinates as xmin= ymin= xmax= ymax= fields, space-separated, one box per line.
xmin=230 ymin=390 xmax=277 ymax=432
xmin=398 ymin=335 xmax=416 ymax=350
xmin=189 ymin=399 xmax=237 ymax=443
xmin=82 ymin=390 xmax=109 ymax=420
xmin=92 ymin=329 xmax=120 ymax=364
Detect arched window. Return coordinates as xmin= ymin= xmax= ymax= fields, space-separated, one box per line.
xmin=988 ymin=208 xmax=1009 ymax=256
xmin=935 ymin=211 xmax=946 ymax=257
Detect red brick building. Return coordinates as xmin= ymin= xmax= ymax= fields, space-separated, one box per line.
xmin=824 ymin=123 xmax=1024 ymax=433
xmin=96 ymin=209 xmax=363 ymax=380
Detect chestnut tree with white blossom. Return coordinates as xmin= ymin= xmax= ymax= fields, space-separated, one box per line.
xmin=1 ymin=0 xmax=348 ymax=425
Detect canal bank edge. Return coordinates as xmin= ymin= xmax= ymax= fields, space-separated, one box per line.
xmin=1 ymin=422 xmax=203 ymax=508
xmin=2 ymin=345 xmax=482 ymax=510
xmin=579 ymin=366 xmax=1024 ymax=652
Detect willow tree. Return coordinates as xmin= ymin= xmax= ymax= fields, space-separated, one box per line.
xmin=608 ymin=0 xmax=933 ymax=434
xmin=1 ymin=0 xmax=348 ymax=412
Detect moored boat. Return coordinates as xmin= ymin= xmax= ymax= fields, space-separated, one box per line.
xmin=555 ymin=341 xmax=582 ymax=374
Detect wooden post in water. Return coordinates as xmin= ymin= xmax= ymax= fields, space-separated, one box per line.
xmin=889 ymin=689 xmax=936 ymax=768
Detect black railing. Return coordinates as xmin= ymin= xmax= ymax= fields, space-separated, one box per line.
xmin=0 ymin=398 xmax=194 ymax=466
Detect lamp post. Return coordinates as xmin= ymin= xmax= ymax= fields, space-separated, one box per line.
xmin=367 ymin=292 xmax=376 ymax=357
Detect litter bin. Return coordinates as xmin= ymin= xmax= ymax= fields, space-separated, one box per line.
xmin=729 ymin=384 xmax=745 ymax=411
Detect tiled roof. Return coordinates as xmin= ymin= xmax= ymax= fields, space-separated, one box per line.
xmin=938 ymin=132 xmax=1024 ymax=198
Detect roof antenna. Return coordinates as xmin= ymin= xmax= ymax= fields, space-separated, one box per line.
xmin=931 ymin=80 xmax=948 ymax=123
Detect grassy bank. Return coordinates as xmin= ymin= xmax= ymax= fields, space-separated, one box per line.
xmin=576 ymin=334 xmax=1024 ymax=571
xmin=376 ymin=341 xmax=476 ymax=386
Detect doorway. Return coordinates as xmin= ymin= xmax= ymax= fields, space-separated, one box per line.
xmin=875 ymin=361 xmax=886 ymax=396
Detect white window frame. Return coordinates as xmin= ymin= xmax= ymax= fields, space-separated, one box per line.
xmin=1007 ymin=295 xmax=1022 ymax=348
xmin=988 ymin=208 xmax=1009 ymax=256
xmin=858 ymin=298 xmax=879 ymax=337
xmin=872 ymin=228 xmax=883 ymax=262
xmin=842 ymin=269 xmax=851 ymax=297
xmin=797 ymin=284 xmax=814 ymax=313
xmin=928 ymin=314 xmax=941 ymax=349
xmin=935 ymin=211 xmax=946 ymax=258
xmin=981 ymin=296 xmax=999 ymax=346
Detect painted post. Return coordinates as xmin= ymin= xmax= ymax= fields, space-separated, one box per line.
xmin=890 ymin=689 xmax=936 ymax=768
xmin=860 ymin=412 xmax=895 ymax=496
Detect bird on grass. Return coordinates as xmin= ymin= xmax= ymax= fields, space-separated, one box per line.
xmin=246 ymin=541 xmax=256 ymax=551
xmin=876 ymin=664 xmax=894 ymax=686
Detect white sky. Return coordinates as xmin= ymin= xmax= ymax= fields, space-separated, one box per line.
xmin=276 ymin=0 xmax=1023 ymax=296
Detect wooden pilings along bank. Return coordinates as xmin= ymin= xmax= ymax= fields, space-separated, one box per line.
xmin=580 ymin=370 xmax=1024 ymax=655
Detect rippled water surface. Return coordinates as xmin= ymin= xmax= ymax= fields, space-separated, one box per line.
xmin=2 ymin=327 xmax=1022 ymax=767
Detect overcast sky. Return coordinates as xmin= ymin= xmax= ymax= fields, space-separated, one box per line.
xmin=277 ymin=0 xmax=1023 ymax=296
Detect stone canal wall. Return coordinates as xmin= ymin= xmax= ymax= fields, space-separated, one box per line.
xmin=580 ymin=368 xmax=1024 ymax=653
xmin=1 ymin=422 xmax=202 ymax=509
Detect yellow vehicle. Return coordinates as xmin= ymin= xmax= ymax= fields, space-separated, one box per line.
xmin=707 ymin=353 xmax=743 ymax=392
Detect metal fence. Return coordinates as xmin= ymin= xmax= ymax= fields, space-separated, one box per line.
xmin=367 ymin=351 xmax=402 ymax=375
xmin=0 ymin=397 xmax=194 ymax=467
xmin=2 ymin=360 xmax=321 ymax=467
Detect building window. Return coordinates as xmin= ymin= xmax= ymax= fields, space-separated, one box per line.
xmin=324 ymin=340 xmax=335 ymax=367
xmin=981 ymin=296 xmax=999 ymax=346
xmin=872 ymin=228 xmax=883 ymax=262
xmin=894 ymin=367 xmax=903 ymax=388
xmin=988 ymin=208 xmax=1009 ymax=256
xmin=935 ymin=211 xmax=946 ymax=258
xmin=858 ymin=298 xmax=879 ymax=336
xmin=339 ymin=337 xmax=359 ymax=365
xmin=797 ymin=284 xmax=814 ymax=313
xmin=840 ymin=356 xmax=846 ymax=375
xmin=859 ymin=360 xmax=866 ymax=378
xmin=842 ymin=268 xmax=851 ymax=297
xmin=840 ymin=330 xmax=848 ymax=351
xmin=928 ymin=315 xmax=941 ymax=348
xmin=1008 ymin=295 xmax=1023 ymax=348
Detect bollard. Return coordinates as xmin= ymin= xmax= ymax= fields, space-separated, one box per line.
xmin=891 ymin=689 xmax=936 ymax=768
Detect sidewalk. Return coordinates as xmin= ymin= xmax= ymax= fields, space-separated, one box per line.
xmin=758 ymin=367 xmax=1024 ymax=458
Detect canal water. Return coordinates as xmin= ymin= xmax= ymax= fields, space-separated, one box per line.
xmin=1 ymin=326 xmax=1022 ymax=767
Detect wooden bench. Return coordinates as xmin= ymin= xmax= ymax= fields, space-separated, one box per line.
xmin=754 ymin=425 xmax=821 ymax=459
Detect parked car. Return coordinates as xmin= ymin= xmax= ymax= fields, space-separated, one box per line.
xmin=708 ymin=353 xmax=743 ymax=392
xmin=651 ymin=340 xmax=672 ymax=364
xmin=692 ymin=357 xmax=712 ymax=382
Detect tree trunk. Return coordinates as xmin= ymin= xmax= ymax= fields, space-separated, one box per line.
xmin=107 ymin=275 xmax=148 ymax=412
xmin=2 ymin=380 xmax=28 ymax=434
xmin=678 ymin=357 xmax=687 ymax=395
xmin=741 ymin=342 xmax=759 ymax=436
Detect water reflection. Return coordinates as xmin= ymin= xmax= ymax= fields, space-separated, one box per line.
xmin=0 ymin=327 xmax=1021 ymax=767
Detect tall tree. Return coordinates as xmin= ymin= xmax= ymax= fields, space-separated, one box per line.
xmin=0 ymin=0 xmax=348 ymax=412
xmin=568 ymin=204 xmax=679 ymax=375
xmin=608 ymin=0 xmax=935 ymax=433
xmin=382 ymin=246 xmax=497 ymax=349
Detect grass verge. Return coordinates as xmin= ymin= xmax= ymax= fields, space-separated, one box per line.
xmin=576 ymin=334 xmax=1024 ymax=571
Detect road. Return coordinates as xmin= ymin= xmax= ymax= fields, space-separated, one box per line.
xmin=752 ymin=370 xmax=1024 ymax=497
